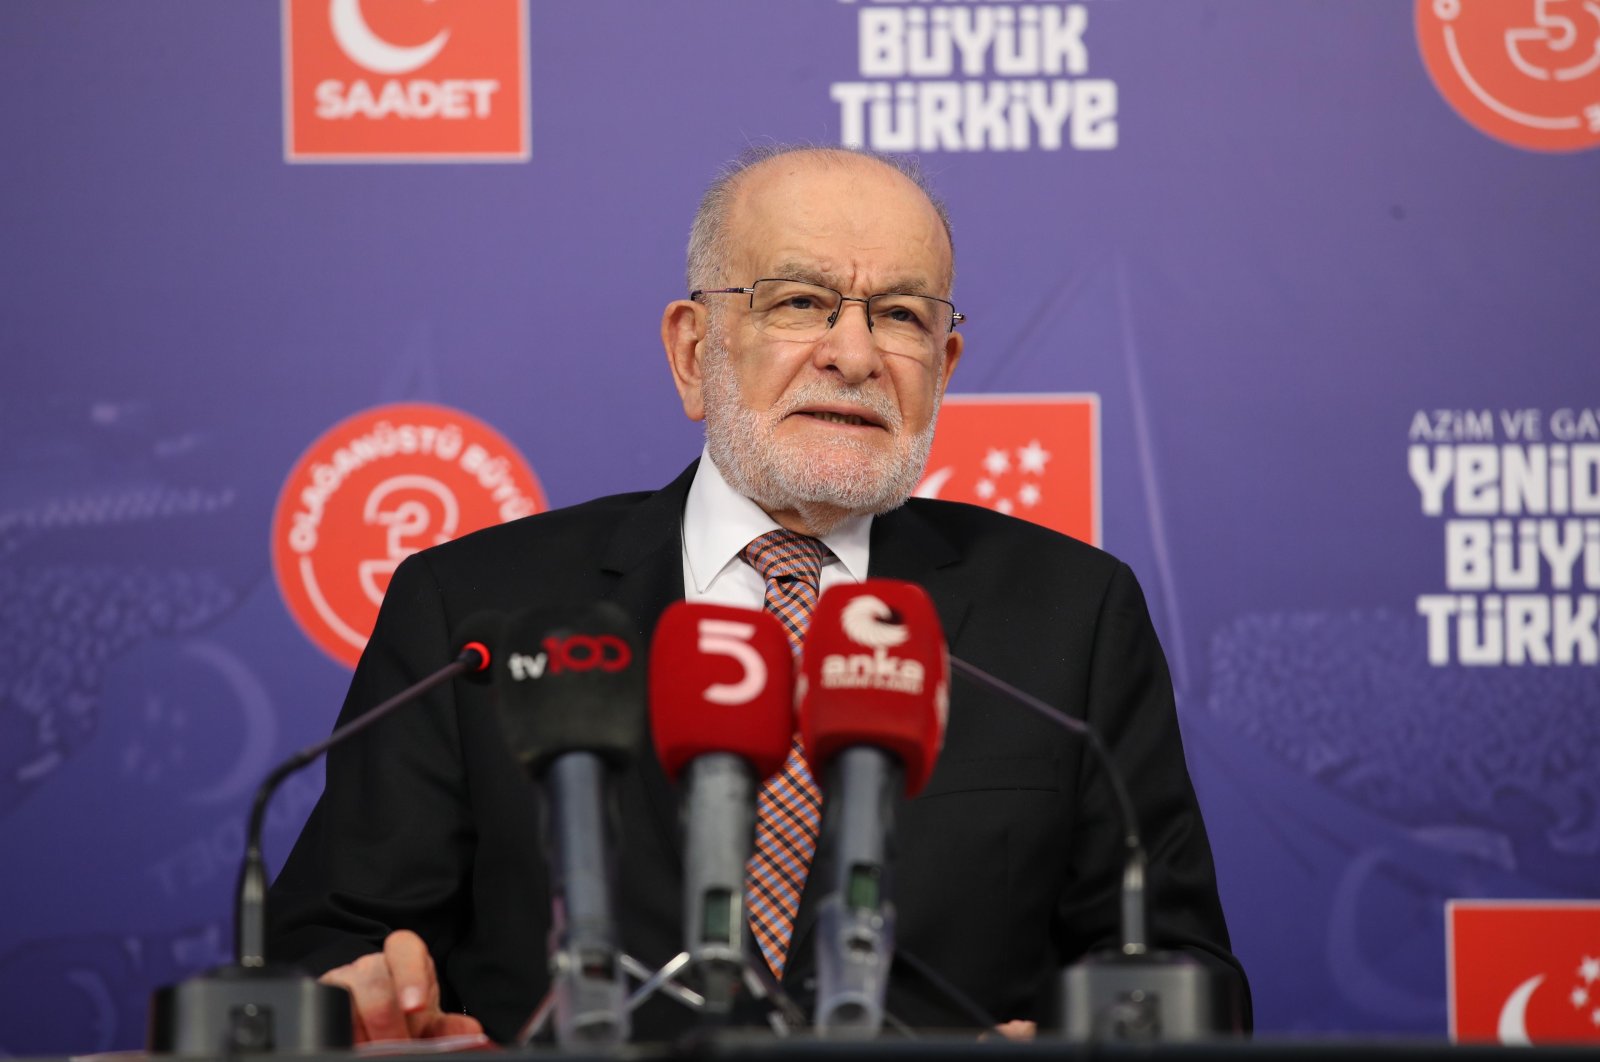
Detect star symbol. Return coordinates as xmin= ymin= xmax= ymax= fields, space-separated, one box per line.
xmin=1018 ymin=483 xmax=1042 ymax=508
xmin=1592 ymin=1007 xmax=1600 ymax=1028
xmin=982 ymin=448 xmax=1011 ymax=477
xmin=1582 ymin=956 xmax=1600 ymax=984
xmin=975 ymin=478 xmax=996 ymax=500
xmin=996 ymin=498 xmax=1014 ymax=515
xmin=1017 ymin=439 xmax=1051 ymax=475
xmin=1574 ymin=986 xmax=1590 ymax=1009
xmin=1587 ymin=103 xmax=1600 ymax=133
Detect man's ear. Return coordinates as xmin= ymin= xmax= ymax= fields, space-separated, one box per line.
xmin=938 ymin=328 xmax=963 ymax=394
xmin=661 ymin=299 xmax=708 ymax=422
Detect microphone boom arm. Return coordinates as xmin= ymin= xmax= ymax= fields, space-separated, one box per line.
xmin=236 ymin=644 xmax=487 ymax=968
xmin=946 ymin=656 xmax=1147 ymax=954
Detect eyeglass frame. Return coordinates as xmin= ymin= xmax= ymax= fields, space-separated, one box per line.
xmin=689 ymin=279 xmax=966 ymax=341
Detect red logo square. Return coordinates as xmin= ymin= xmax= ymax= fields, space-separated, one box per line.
xmin=1448 ymin=900 xmax=1600 ymax=1044
xmin=283 ymin=0 xmax=530 ymax=162
xmin=917 ymin=394 xmax=1100 ymax=546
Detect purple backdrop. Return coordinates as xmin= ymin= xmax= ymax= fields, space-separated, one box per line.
xmin=3 ymin=0 xmax=1598 ymax=1052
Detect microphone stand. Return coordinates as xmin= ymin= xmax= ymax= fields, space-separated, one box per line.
xmin=518 ymin=946 xmax=807 ymax=1044
xmin=147 ymin=643 xmax=489 ymax=1055
xmin=949 ymin=656 xmax=1241 ymax=1043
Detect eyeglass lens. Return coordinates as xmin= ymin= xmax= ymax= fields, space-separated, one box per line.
xmin=748 ymin=280 xmax=951 ymax=358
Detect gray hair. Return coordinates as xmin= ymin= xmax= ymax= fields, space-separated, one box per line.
xmin=684 ymin=143 xmax=955 ymax=294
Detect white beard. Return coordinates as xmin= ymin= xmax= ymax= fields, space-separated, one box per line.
xmin=700 ymin=326 xmax=941 ymax=535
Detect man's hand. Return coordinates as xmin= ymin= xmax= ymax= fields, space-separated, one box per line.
xmin=318 ymin=930 xmax=486 ymax=1044
xmin=992 ymin=1020 xmax=1037 ymax=1041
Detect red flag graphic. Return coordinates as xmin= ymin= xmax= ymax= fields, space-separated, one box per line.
xmin=917 ymin=394 xmax=1099 ymax=546
xmin=1449 ymin=900 xmax=1600 ymax=1044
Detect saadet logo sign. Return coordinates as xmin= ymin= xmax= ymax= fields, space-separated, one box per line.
xmin=283 ymin=0 xmax=530 ymax=162
xmin=916 ymin=393 xmax=1100 ymax=546
xmin=1417 ymin=0 xmax=1600 ymax=152
xmin=271 ymin=402 xmax=546 ymax=667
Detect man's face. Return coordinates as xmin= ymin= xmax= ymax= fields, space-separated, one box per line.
xmin=675 ymin=155 xmax=963 ymax=532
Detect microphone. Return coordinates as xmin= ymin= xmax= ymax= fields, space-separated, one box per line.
xmin=944 ymin=652 xmax=1242 ymax=1041
xmin=493 ymin=602 xmax=644 ymax=1049
xmin=797 ymin=580 xmax=948 ymax=1037
xmin=146 ymin=613 xmax=501 ymax=1055
xmin=649 ymin=601 xmax=794 ymax=1015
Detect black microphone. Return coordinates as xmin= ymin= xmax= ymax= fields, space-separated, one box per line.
xmin=146 ymin=613 xmax=500 ymax=1055
xmin=493 ymin=602 xmax=644 ymax=1049
xmin=946 ymin=655 xmax=1242 ymax=1042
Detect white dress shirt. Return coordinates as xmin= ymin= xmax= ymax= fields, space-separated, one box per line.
xmin=680 ymin=447 xmax=870 ymax=606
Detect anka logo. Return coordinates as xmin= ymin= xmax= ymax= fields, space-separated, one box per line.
xmin=283 ymin=0 xmax=531 ymax=162
xmin=840 ymin=595 xmax=911 ymax=651
xmin=1417 ymin=0 xmax=1600 ymax=152
xmin=822 ymin=595 xmax=925 ymax=694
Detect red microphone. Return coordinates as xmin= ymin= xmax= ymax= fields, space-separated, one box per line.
xmin=797 ymin=579 xmax=948 ymax=1036
xmin=651 ymin=601 xmax=794 ymax=783
xmin=798 ymin=579 xmax=948 ymax=795
xmin=649 ymin=601 xmax=794 ymax=1012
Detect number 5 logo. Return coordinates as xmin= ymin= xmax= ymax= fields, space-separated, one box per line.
xmin=697 ymin=619 xmax=768 ymax=706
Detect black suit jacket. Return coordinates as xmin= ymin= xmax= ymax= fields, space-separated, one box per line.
xmin=268 ymin=462 xmax=1247 ymax=1040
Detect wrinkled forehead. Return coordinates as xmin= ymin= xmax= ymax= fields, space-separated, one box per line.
xmin=724 ymin=154 xmax=954 ymax=294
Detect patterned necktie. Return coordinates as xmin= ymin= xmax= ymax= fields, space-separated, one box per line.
xmin=739 ymin=528 xmax=828 ymax=977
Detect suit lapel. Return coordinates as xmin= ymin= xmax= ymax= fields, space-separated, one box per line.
xmin=599 ymin=463 xmax=697 ymax=867
xmin=784 ymin=501 xmax=970 ymax=983
xmin=864 ymin=502 xmax=971 ymax=648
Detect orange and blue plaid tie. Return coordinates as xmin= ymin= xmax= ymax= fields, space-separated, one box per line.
xmin=739 ymin=529 xmax=828 ymax=977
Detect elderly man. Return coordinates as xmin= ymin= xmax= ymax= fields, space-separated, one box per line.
xmin=267 ymin=145 xmax=1245 ymax=1043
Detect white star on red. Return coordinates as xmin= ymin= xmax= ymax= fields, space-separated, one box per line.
xmin=996 ymin=498 xmax=1014 ymax=515
xmin=975 ymin=479 xmax=996 ymax=500
xmin=1017 ymin=439 xmax=1050 ymax=475
xmin=983 ymin=448 xmax=1011 ymax=477
xmin=1582 ymin=956 xmax=1600 ymax=984
xmin=1592 ymin=1007 xmax=1600 ymax=1027
xmin=1019 ymin=483 xmax=1041 ymax=508
xmin=1574 ymin=986 xmax=1590 ymax=1009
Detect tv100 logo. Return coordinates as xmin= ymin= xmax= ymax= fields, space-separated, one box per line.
xmin=506 ymin=634 xmax=634 ymax=682
xmin=283 ymin=0 xmax=530 ymax=161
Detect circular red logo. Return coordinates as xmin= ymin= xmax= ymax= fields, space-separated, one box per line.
xmin=1417 ymin=0 xmax=1600 ymax=152
xmin=272 ymin=402 xmax=546 ymax=668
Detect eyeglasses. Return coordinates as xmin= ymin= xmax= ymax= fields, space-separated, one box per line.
xmin=690 ymin=279 xmax=963 ymax=362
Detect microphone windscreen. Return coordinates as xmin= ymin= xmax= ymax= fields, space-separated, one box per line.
xmin=494 ymin=601 xmax=646 ymax=773
xmin=649 ymin=601 xmax=794 ymax=783
xmin=451 ymin=610 xmax=505 ymax=678
xmin=798 ymin=579 xmax=948 ymax=795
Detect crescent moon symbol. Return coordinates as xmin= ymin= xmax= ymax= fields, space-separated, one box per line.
xmin=914 ymin=466 xmax=955 ymax=499
xmin=181 ymin=640 xmax=280 ymax=806
xmin=330 ymin=0 xmax=450 ymax=76
xmin=1496 ymin=974 xmax=1543 ymax=1046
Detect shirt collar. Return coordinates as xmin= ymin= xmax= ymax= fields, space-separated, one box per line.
xmin=683 ymin=446 xmax=872 ymax=591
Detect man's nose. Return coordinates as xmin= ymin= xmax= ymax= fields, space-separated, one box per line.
xmin=814 ymin=299 xmax=883 ymax=382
